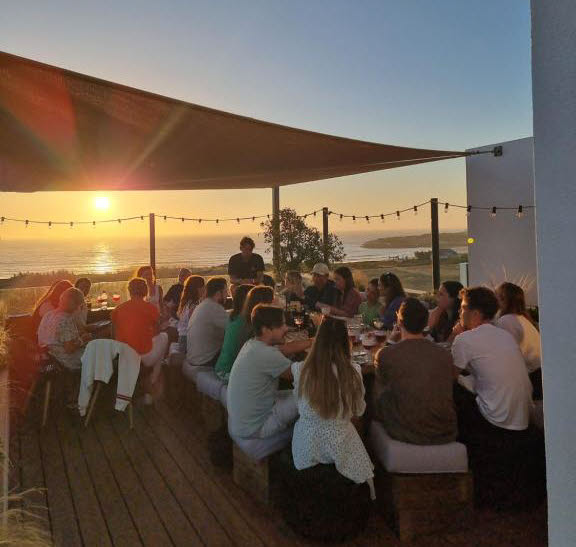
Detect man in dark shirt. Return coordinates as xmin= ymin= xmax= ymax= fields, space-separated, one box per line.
xmin=304 ymin=263 xmax=338 ymax=310
xmin=163 ymin=268 xmax=191 ymax=317
xmin=374 ymin=298 xmax=459 ymax=445
xmin=228 ymin=236 xmax=265 ymax=286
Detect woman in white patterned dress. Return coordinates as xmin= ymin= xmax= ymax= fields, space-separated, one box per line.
xmin=291 ymin=315 xmax=375 ymax=498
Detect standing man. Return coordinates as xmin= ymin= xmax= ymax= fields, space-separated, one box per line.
xmin=228 ymin=237 xmax=265 ymax=287
xmin=304 ymin=263 xmax=338 ymax=311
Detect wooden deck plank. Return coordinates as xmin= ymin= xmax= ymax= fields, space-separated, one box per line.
xmin=139 ymin=406 xmax=266 ymax=547
xmin=153 ymin=401 xmax=305 ymax=547
xmin=114 ymin=412 xmax=219 ymax=545
xmin=19 ymin=424 xmax=51 ymax=537
xmin=131 ymin=407 xmax=241 ymax=546
xmin=92 ymin=416 xmax=174 ymax=547
xmin=74 ymin=416 xmax=142 ymax=546
xmin=39 ymin=419 xmax=83 ymax=546
xmin=54 ymin=414 xmax=113 ymax=547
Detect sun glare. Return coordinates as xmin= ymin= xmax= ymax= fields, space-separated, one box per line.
xmin=94 ymin=196 xmax=110 ymax=210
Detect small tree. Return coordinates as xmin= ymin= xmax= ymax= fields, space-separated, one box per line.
xmin=261 ymin=208 xmax=345 ymax=275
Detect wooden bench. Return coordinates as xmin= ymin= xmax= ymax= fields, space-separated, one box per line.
xmin=369 ymin=421 xmax=473 ymax=541
xmin=376 ymin=469 xmax=473 ymax=541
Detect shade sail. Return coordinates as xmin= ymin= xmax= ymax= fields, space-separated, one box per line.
xmin=0 ymin=51 xmax=466 ymax=192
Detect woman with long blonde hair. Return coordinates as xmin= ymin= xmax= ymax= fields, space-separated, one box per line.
xmin=291 ymin=315 xmax=374 ymax=496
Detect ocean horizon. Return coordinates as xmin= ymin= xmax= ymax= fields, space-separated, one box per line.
xmin=0 ymin=230 xmax=466 ymax=279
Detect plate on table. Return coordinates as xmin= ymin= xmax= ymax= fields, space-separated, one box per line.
xmin=88 ymin=320 xmax=111 ymax=330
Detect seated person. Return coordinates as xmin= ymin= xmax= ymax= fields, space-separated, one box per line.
xmin=164 ymin=268 xmax=192 ymax=318
xmin=227 ymin=305 xmax=311 ymax=441
xmin=292 ymin=315 xmax=374 ymax=496
xmin=328 ymin=267 xmax=362 ymax=318
xmin=359 ymin=278 xmax=381 ymax=327
xmin=111 ymin=277 xmax=169 ymax=403
xmin=228 ymin=236 xmax=265 ymax=286
xmin=495 ymin=282 xmax=541 ymax=397
xmin=283 ymin=270 xmax=305 ymax=306
xmin=73 ymin=277 xmax=92 ymax=330
xmin=136 ymin=265 xmax=164 ymax=312
xmin=452 ymin=287 xmax=533 ymax=442
xmin=303 ymin=263 xmax=338 ymax=311
xmin=378 ymin=272 xmax=406 ymax=329
xmin=374 ymin=298 xmax=458 ymax=445
xmin=32 ymin=279 xmax=74 ymax=332
xmin=38 ymin=287 xmax=91 ymax=370
xmin=176 ymin=275 xmax=205 ymax=354
xmin=183 ymin=277 xmax=229 ymax=374
xmin=428 ymin=281 xmax=463 ymax=342
xmin=214 ymin=285 xmax=271 ymax=382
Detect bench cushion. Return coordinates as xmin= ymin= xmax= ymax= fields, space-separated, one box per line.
xmin=232 ymin=427 xmax=293 ymax=461
xmin=196 ymin=370 xmax=225 ymax=400
xmin=220 ymin=384 xmax=228 ymax=409
xmin=182 ymin=364 xmax=212 ymax=383
xmin=369 ymin=421 xmax=468 ymax=474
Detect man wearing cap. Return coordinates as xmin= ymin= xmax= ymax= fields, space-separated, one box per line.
xmin=304 ymin=263 xmax=338 ymax=311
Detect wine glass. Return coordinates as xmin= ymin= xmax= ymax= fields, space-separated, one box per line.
xmin=112 ymin=293 xmax=121 ymax=304
xmin=294 ymin=315 xmax=304 ymax=329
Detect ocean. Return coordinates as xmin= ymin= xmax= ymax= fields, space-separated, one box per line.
xmin=0 ymin=231 xmax=454 ymax=278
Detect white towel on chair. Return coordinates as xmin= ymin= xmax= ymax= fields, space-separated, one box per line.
xmin=78 ymin=339 xmax=141 ymax=416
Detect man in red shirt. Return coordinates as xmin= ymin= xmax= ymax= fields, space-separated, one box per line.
xmin=112 ymin=277 xmax=169 ymax=403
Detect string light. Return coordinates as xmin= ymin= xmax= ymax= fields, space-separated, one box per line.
xmin=0 ymin=200 xmax=536 ymax=230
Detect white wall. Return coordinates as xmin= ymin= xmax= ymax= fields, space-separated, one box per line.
xmin=465 ymin=137 xmax=537 ymax=305
xmin=531 ymin=2 xmax=576 ymax=545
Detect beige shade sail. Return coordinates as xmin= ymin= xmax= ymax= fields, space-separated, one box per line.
xmin=0 ymin=50 xmax=466 ymax=192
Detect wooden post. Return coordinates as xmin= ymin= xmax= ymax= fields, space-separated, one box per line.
xmin=322 ymin=207 xmax=329 ymax=264
xmin=272 ymin=187 xmax=280 ymax=277
xmin=430 ymin=198 xmax=440 ymax=291
xmin=149 ymin=213 xmax=156 ymax=273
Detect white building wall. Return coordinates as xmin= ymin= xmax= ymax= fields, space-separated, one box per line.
xmin=532 ymin=2 xmax=576 ymax=545
xmin=465 ymin=138 xmax=537 ymax=305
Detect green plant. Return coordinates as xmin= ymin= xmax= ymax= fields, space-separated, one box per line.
xmin=260 ymin=208 xmax=345 ymax=275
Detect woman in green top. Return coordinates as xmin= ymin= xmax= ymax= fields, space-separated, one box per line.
xmin=359 ymin=279 xmax=381 ymax=327
xmin=215 ymin=285 xmax=274 ymax=381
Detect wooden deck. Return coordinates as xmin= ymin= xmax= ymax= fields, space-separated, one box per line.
xmin=10 ymin=383 xmax=548 ymax=547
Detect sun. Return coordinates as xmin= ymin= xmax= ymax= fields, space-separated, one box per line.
xmin=94 ymin=196 xmax=110 ymax=210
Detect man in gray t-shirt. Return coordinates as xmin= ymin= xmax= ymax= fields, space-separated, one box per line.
xmin=227 ymin=305 xmax=309 ymax=440
xmin=184 ymin=278 xmax=228 ymax=374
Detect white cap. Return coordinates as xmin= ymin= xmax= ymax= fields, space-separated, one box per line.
xmin=311 ymin=263 xmax=330 ymax=276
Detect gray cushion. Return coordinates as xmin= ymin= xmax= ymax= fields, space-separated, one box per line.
xmin=369 ymin=421 xmax=468 ymax=474
xmin=195 ymin=370 xmax=225 ymax=400
xmin=232 ymin=427 xmax=293 ymax=461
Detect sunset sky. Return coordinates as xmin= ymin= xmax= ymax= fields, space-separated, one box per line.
xmin=0 ymin=0 xmax=532 ymax=240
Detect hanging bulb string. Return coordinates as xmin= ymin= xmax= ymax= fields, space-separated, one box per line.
xmin=0 ymin=201 xmax=536 ymax=228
